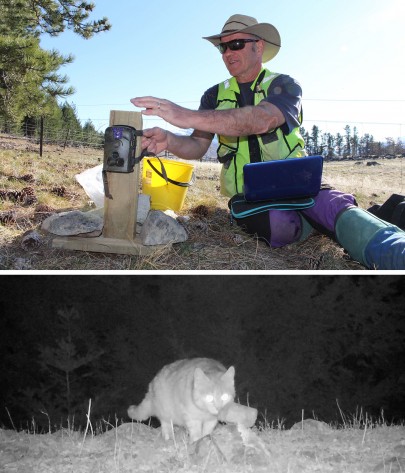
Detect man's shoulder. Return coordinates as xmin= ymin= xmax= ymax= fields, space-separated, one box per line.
xmin=199 ymin=84 xmax=219 ymax=110
xmin=267 ymin=72 xmax=301 ymax=88
xmin=264 ymin=72 xmax=302 ymax=97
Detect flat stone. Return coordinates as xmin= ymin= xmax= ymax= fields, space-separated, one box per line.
xmin=42 ymin=210 xmax=103 ymax=236
xmin=140 ymin=210 xmax=188 ymax=245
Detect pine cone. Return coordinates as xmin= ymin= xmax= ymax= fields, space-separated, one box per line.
xmin=34 ymin=204 xmax=55 ymax=223
xmin=23 ymin=195 xmax=38 ymax=206
xmin=21 ymin=186 xmax=35 ymax=196
xmin=20 ymin=187 xmax=37 ymax=206
xmin=7 ymin=174 xmax=35 ymax=183
xmin=0 ymin=189 xmax=27 ymax=202
xmin=0 ymin=210 xmax=16 ymax=225
xmin=21 ymin=174 xmax=35 ymax=183
xmin=51 ymin=186 xmax=66 ymax=197
xmin=191 ymin=204 xmax=210 ymax=218
xmin=21 ymin=230 xmax=42 ymax=251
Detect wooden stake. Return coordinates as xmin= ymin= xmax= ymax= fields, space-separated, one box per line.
xmin=103 ymin=110 xmax=141 ymax=240
xmin=52 ymin=110 xmax=164 ymax=256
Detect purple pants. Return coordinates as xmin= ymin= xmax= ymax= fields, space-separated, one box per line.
xmin=269 ymin=189 xmax=356 ymax=247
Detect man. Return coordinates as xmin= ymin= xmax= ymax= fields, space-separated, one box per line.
xmin=132 ymin=14 xmax=405 ymax=270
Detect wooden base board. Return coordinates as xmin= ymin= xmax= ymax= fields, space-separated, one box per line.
xmin=52 ymin=235 xmax=167 ymax=256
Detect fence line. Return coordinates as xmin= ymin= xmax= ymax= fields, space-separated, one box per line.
xmin=1 ymin=117 xmax=404 ymax=162
xmin=0 ymin=118 xmax=104 ymax=149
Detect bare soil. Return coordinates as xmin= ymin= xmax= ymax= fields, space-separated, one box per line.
xmin=1 ymin=421 xmax=405 ymax=473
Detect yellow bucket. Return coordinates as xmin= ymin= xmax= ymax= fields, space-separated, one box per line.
xmin=142 ymin=157 xmax=194 ymax=211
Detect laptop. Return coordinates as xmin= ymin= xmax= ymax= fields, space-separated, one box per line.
xmin=243 ymin=155 xmax=323 ymax=202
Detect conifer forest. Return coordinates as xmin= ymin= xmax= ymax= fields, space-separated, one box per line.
xmin=1 ymin=275 xmax=404 ymax=432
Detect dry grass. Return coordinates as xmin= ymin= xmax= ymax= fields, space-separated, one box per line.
xmin=2 ymin=408 xmax=404 ymax=473
xmin=1 ymin=134 xmax=403 ymax=271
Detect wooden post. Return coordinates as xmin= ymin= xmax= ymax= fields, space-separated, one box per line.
xmin=52 ymin=110 xmax=163 ymax=255
xmin=102 ymin=110 xmax=141 ymax=240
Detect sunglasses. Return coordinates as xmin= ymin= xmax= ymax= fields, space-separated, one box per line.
xmin=217 ymin=38 xmax=259 ymax=54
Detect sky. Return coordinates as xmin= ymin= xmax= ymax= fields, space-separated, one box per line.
xmin=39 ymin=0 xmax=405 ymax=141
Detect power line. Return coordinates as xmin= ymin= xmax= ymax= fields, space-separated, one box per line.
xmin=82 ymin=117 xmax=404 ymax=132
xmin=74 ymin=98 xmax=405 ymax=107
xmin=304 ymin=99 xmax=405 ymax=102
xmin=304 ymin=119 xmax=404 ymax=126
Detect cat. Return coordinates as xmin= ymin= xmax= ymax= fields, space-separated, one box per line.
xmin=127 ymin=358 xmax=235 ymax=443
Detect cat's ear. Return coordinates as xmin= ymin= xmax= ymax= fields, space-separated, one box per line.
xmin=194 ymin=367 xmax=209 ymax=386
xmin=222 ymin=366 xmax=235 ymax=381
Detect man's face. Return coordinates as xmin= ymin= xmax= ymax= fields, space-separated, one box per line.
xmin=220 ymin=33 xmax=264 ymax=83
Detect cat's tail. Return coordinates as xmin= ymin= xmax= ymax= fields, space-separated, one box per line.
xmin=127 ymin=394 xmax=153 ymax=421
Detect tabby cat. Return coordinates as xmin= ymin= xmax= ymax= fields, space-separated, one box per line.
xmin=127 ymin=358 xmax=235 ymax=443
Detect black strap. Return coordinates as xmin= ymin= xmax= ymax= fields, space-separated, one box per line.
xmin=102 ymin=170 xmax=113 ymax=200
xmin=236 ymin=71 xmax=267 ymax=163
xmin=145 ymin=158 xmax=194 ymax=188
xmin=135 ymin=148 xmax=155 ymax=164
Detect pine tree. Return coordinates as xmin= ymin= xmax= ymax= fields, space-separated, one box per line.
xmin=0 ymin=0 xmax=110 ymax=124
xmin=0 ymin=0 xmax=110 ymax=39
xmin=59 ymin=102 xmax=82 ymax=141
xmin=311 ymin=125 xmax=321 ymax=154
xmin=351 ymin=126 xmax=359 ymax=156
xmin=0 ymin=34 xmax=74 ymax=122
xmin=37 ymin=306 xmax=104 ymax=420
xmin=335 ymin=133 xmax=343 ymax=157
xmin=82 ymin=119 xmax=103 ymax=146
xmin=325 ymin=132 xmax=336 ymax=159
xmin=344 ymin=125 xmax=351 ymax=156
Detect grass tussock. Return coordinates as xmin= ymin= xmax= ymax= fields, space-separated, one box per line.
xmin=1 ymin=134 xmax=404 ymax=271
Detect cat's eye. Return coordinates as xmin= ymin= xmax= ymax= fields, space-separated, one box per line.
xmin=221 ymin=393 xmax=230 ymax=402
xmin=205 ymin=394 xmax=214 ymax=403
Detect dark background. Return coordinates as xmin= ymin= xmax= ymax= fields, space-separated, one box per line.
xmin=1 ymin=275 xmax=404 ymax=431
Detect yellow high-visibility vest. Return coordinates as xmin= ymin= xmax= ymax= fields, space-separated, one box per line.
xmin=216 ymin=68 xmax=306 ymax=196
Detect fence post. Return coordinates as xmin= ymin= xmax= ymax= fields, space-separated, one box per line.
xmin=39 ymin=117 xmax=44 ymax=157
xmin=63 ymin=128 xmax=70 ymax=149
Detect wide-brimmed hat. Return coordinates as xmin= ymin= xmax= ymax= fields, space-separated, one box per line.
xmin=203 ymin=14 xmax=281 ymax=63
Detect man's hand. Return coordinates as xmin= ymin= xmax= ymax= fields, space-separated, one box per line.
xmin=141 ymin=127 xmax=169 ymax=155
xmin=130 ymin=96 xmax=192 ymax=130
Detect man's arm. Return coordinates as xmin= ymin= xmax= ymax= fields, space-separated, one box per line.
xmin=131 ymin=97 xmax=285 ymax=138
xmin=196 ymin=101 xmax=285 ymax=136
xmin=141 ymin=126 xmax=213 ymax=160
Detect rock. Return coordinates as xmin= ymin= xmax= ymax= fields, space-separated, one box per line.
xmin=140 ymin=210 xmax=188 ymax=245
xmin=137 ymin=194 xmax=151 ymax=225
xmin=12 ymin=257 xmax=32 ymax=270
xmin=42 ymin=210 xmax=103 ymax=236
xmin=291 ymin=419 xmax=331 ymax=433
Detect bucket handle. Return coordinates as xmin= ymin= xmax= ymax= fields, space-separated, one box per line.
xmin=146 ymin=157 xmax=195 ymax=187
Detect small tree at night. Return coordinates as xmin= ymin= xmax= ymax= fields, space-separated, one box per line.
xmin=37 ymin=306 xmax=104 ymax=421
